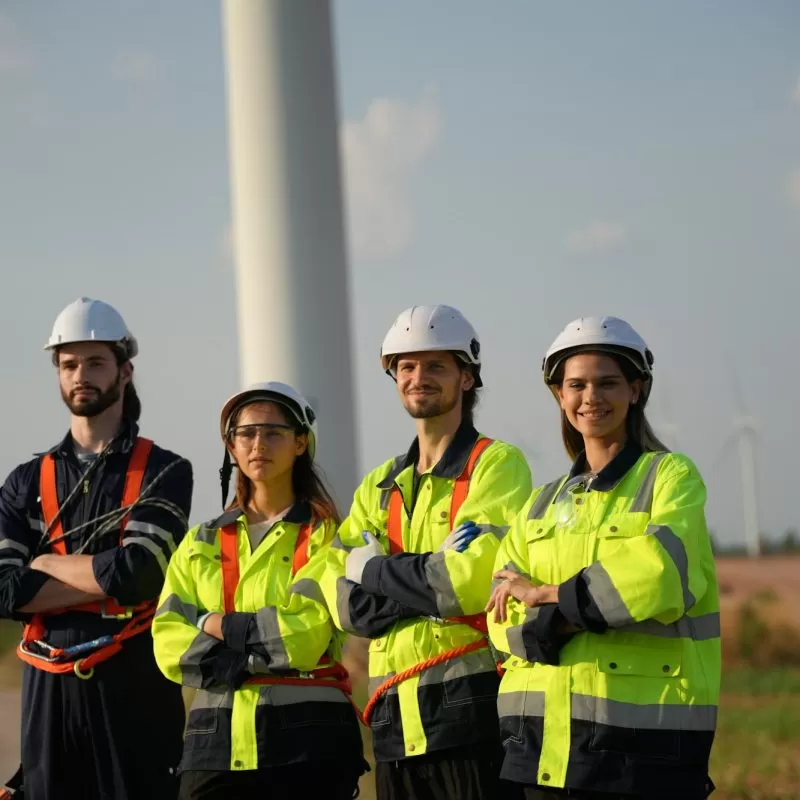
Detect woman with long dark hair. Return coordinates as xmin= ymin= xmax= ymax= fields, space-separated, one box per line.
xmin=486 ymin=317 xmax=720 ymax=800
xmin=153 ymin=382 xmax=366 ymax=799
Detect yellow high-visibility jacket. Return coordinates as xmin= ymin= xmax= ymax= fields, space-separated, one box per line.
xmin=152 ymin=503 xmax=364 ymax=776
xmin=488 ymin=444 xmax=720 ymax=798
xmin=321 ymin=423 xmax=532 ymax=762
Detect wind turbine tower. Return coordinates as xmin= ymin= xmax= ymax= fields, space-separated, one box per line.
xmin=219 ymin=0 xmax=359 ymax=507
xmin=735 ymin=413 xmax=761 ymax=558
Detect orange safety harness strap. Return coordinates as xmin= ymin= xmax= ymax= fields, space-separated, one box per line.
xmin=363 ymin=436 xmax=499 ymax=725
xmin=218 ymin=518 xmax=361 ymax=716
xmin=17 ymin=437 xmax=155 ymax=676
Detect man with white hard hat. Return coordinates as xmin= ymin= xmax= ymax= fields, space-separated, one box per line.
xmin=322 ymin=305 xmax=533 ymax=799
xmin=0 ymin=297 xmax=194 ymax=800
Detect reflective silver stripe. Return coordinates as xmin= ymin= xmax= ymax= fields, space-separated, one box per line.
xmin=0 ymin=556 xmax=24 ymax=567
xmin=125 ymin=520 xmax=178 ymax=553
xmin=629 ymin=453 xmax=669 ymax=513
xmin=474 ymin=523 xmax=510 ymax=541
xmin=584 ymin=562 xmax=635 ymax=627
xmin=195 ymin=524 xmax=218 ymax=545
xmin=26 ymin=516 xmax=44 ymax=534
xmin=330 ymin=535 xmax=354 ymax=553
xmin=527 ymin=480 xmax=563 ymax=520
xmin=156 ymin=593 xmax=200 ymax=624
xmin=571 ymin=694 xmax=717 ymax=731
xmin=0 ymin=540 xmax=29 ymax=558
xmin=192 ymin=687 xmax=234 ymax=711
xmin=335 ymin=576 xmax=356 ymax=633
xmin=255 ymin=607 xmax=290 ymax=670
xmin=257 ymin=684 xmax=349 ymax=706
xmin=506 ymin=607 xmax=541 ymax=660
xmin=648 ymin=525 xmax=696 ymax=613
xmin=418 ymin=646 xmax=496 ymax=688
xmin=424 ymin=552 xmax=464 ymax=617
xmin=497 ymin=690 xmax=546 ymax=718
xmin=289 ymin=577 xmax=325 ymax=606
xmin=619 ymin=612 xmax=720 ymax=641
xmin=123 ymin=535 xmax=168 ymax=575
xmin=180 ymin=632 xmax=220 ymax=688
xmin=368 ymin=672 xmax=398 ymax=699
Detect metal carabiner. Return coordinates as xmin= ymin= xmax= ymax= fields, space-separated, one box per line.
xmin=73 ymin=661 xmax=95 ymax=680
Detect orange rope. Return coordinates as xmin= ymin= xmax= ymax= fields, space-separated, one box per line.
xmin=361 ymin=638 xmax=495 ymax=726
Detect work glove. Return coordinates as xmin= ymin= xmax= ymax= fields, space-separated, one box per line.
xmin=438 ymin=520 xmax=481 ymax=553
xmin=345 ymin=531 xmax=385 ymax=584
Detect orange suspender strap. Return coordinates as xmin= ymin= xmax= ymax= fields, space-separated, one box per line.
xmin=386 ymin=436 xmax=494 ymax=555
xmin=220 ymin=519 xmax=314 ymax=613
xmin=219 ymin=523 xmax=241 ymax=614
xmin=120 ymin=438 xmax=154 ymax=534
xmin=39 ymin=454 xmax=66 ymax=556
xmin=386 ymin=490 xmax=405 ymax=555
xmin=291 ymin=520 xmax=314 ymax=575
xmin=448 ymin=436 xmax=493 ymax=528
xmin=38 ymin=437 xmax=154 ymax=554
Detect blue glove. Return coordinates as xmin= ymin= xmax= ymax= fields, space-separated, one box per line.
xmin=345 ymin=531 xmax=385 ymax=584
xmin=438 ymin=520 xmax=482 ymax=553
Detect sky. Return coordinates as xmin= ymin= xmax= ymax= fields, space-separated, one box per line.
xmin=0 ymin=1 xmax=798 ymax=546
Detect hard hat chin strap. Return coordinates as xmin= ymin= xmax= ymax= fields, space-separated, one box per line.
xmin=219 ymin=450 xmax=234 ymax=509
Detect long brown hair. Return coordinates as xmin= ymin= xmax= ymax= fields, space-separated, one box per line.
xmin=552 ymin=352 xmax=669 ymax=461
xmin=225 ymin=402 xmax=340 ymax=523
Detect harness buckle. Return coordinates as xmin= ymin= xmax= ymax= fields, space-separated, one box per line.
xmin=100 ymin=601 xmax=134 ymax=620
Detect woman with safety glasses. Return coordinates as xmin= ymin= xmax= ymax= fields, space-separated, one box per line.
xmin=486 ymin=317 xmax=721 ymax=800
xmin=152 ymin=382 xmax=366 ymax=799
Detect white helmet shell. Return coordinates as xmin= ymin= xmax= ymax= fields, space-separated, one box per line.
xmin=44 ymin=297 xmax=138 ymax=359
xmin=542 ymin=316 xmax=653 ymax=392
xmin=380 ymin=305 xmax=482 ymax=386
xmin=220 ymin=381 xmax=318 ymax=459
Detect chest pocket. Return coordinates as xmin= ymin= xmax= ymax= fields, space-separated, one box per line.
xmin=594 ymin=512 xmax=650 ymax=562
xmin=187 ymin=541 xmax=225 ymax=613
xmin=525 ymin=523 xmax=559 ymax=585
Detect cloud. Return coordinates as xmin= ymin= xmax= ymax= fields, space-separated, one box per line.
xmin=789 ymin=169 xmax=800 ymax=207
xmin=113 ymin=50 xmax=162 ymax=86
xmin=565 ymin=220 xmax=628 ymax=256
xmin=0 ymin=14 xmax=33 ymax=74
xmin=340 ymin=86 xmax=442 ymax=262
xmin=792 ymin=76 xmax=800 ymax=104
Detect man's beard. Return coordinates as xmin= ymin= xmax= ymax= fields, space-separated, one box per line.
xmin=405 ymin=390 xmax=458 ymax=420
xmin=62 ymin=373 xmax=122 ymax=418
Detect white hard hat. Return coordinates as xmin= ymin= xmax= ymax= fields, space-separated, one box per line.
xmin=542 ymin=316 xmax=654 ymax=393
xmin=44 ymin=297 xmax=138 ymax=359
xmin=220 ymin=381 xmax=318 ymax=459
xmin=380 ymin=305 xmax=483 ymax=387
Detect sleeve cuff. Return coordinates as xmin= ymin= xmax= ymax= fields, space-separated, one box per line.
xmin=360 ymin=555 xmax=386 ymax=594
xmin=519 ymin=604 xmax=569 ymax=665
xmin=221 ymin=611 xmax=256 ymax=654
xmin=558 ymin=570 xmax=607 ymax=633
xmin=8 ymin=568 xmax=50 ymax=617
xmin=211 ymin=647 xmax=250 ymax=688
xmin=91 ymin=548 xmax=118 ymax=595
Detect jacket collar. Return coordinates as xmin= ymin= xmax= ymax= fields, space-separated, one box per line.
xmin=567 ymin=438 xmax=644 ymax=492
xmin=39 ymin=418 xmax=141 ymax=458
xmin=377 ymin=421 xmax=480 ymax=489
xmin=206 ymin=500 xmax=313 ymax=530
